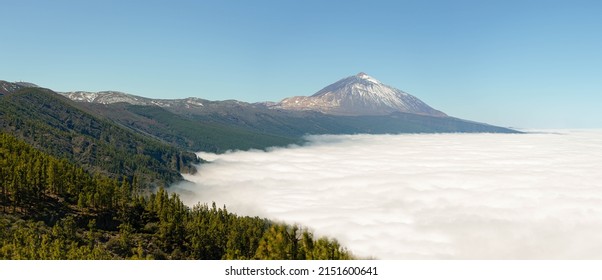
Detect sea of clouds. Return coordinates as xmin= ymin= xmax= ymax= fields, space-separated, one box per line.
xmin=173 ymin=130 xmax=602 ymax=259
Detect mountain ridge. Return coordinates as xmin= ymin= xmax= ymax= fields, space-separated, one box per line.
xmin=51 ymin=73 xmax=448 ymax=118
xmin=1 ymin=78 xmax=520 ymax=152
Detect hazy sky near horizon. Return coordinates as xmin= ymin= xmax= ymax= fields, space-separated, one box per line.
xmin=1 ymin=0 xmax=601 ymax=128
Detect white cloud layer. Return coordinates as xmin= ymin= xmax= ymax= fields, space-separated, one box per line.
xmin=173 ymin=130 xmax=602 ymax=259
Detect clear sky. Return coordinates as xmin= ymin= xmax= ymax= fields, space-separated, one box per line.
xmin=1 ymin=0 xmax=601 ymax=129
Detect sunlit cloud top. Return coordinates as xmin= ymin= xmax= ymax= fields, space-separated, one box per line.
xmin=174 ymin=130 xmax=602 ymax=259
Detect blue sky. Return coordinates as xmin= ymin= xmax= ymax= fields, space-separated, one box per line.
xmin=1 ymin=0 xmax=601 ymax=128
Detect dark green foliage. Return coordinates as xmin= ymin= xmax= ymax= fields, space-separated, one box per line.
xmin=103 ymin=104 xmax=299 ymax=153
xmin=0 ymin=133 xmax=352 ymax=260
xmin=254 ymin=224 xmax=351 ymax=260
xmin=0 ymin=88 xmax=199 ymax=187
xmin=192 ymin=109 xmax=520 ymax=138
xmin=0 ymin=215 xmax=113 ymax=259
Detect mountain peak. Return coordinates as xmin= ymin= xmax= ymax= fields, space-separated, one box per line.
xmin=354 ymin=72 xmax=380 ymax=84
xmin=276 ymin=73 xmax=446 ymax=117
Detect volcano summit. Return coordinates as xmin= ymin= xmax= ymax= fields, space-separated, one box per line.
xmin=274 ymin=72 xmax=446 ymax=117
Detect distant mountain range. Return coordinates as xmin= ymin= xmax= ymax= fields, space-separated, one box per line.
xmin=1 ymin=74 xmax=519 ymax=160
xmin=57 ymin=72 xmax=447 ymax=118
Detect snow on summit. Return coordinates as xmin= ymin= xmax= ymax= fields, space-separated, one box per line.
xmin=275 ymin=73 xmax=446 ymax=117
xmin=356 ymin=72 xmax=381 ymax=84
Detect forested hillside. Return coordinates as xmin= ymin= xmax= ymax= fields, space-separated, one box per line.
xmin=189 ymin=107 xmax=519 ymax=137
xmin=0 ymin=133 xmax=352 ymax=259
xmin=0 ymin=88 xmax=198 ymax=187
xmin=82 ymin=103 xmax=299 ymax=153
